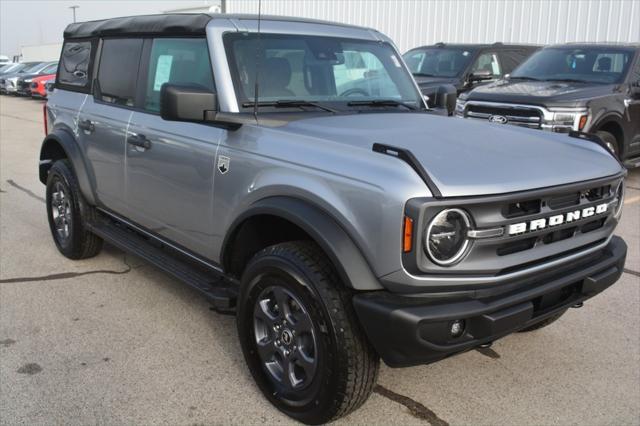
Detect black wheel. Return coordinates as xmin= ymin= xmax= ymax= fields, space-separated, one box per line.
xmin=237 ymin=241 xmax=379 ymax=424
xmin=46 ymin=159 xmax=103 ymax=259
xmin=518 ymin=310 xmax=567 ymax=332
xmin=595 ymin=130 xmax=619 ymax=158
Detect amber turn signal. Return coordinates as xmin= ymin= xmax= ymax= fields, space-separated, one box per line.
xmin=578 ymin=114 xmax=588 ymax=130
xmin=403 ymin=216 xmax=414 ymax=253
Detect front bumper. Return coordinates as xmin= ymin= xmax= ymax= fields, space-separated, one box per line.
xmin=353 ymin=236 xmax=627 ymax=367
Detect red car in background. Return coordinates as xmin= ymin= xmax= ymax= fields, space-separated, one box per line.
xmin=30 ymin=74 xmax=55 ymax=99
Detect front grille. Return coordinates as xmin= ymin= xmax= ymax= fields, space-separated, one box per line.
xmin=410 ymin=175 xmax=623 ymax=277
xmin=18 ymin=80 xmax=30 ymax=90
xmin=465 ymin=104 xmax=542 ymax=128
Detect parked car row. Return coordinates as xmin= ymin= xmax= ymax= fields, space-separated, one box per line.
xmin=405 ymin=42 xmax=640 ymax=167
xmin=0 ymin=61 xmax=57 ymax=99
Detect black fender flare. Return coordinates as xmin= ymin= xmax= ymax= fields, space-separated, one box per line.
xmin=591 ymin=112 xmax=627 ymax=151
xmin=39 ymin=128 xmax=97 ymax=205
xmin=222 ymin=197 xmax=383 ymax=291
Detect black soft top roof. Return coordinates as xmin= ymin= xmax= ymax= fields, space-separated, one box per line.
xmin=63 ymin=13 xmax=212 ymax=39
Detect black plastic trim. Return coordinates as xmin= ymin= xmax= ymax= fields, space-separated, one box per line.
xmin=354 ymin=236 xmax=627 ymax=367
xmin=221 ymin=196 xmax=383 ymax=291
xmin=372 ymin=143 xmax=442 ymax=198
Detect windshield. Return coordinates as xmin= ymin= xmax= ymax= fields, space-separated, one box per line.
xmin=1 ymin=63 xmax=24 ymax=73
xmin=41 ymin=63 xmax=58 ymax=74
xmin=224 ymin=33 xmax=422 ymax=109
xmin=511 ymin=47 xmax=633 ymax=84
xmin=21 ymin=62 xmax=45 ymax=73
xmin=403 ymin=47 xmax=475 ymax=77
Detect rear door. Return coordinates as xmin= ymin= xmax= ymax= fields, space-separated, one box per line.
xmin=80 ymin=38 xmax=143 ymax=213
xmin=124 ymin=37 xmax=223 ymax=258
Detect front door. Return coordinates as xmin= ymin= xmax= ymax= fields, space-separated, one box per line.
xmin=124 ymin=37 xmax=223 ymax=258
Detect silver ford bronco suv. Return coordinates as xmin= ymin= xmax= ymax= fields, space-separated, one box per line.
xmin=41 ymin=14 xmax=627 ymax=424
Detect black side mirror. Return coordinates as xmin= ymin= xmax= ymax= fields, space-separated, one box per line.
xmin=468 ymin=69 xmax=493 ymax=82
xmin=160 ymin=83 xmax=218 ymax=122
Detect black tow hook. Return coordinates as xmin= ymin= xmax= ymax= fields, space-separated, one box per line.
xmin=478 ymin=342 xmax=493 ymax=349
xmin=572 ymin=302 xmax=584 ymax=309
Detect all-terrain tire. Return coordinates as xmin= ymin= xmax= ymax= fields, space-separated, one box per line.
xmin=46 ymin=159 xmax=103 ymax=259
xmin=595 ymin=130 xmax=620 ymax=158
xmin=237 ymin=241 xmax=379 ymax=424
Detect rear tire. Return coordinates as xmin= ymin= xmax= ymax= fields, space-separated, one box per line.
xmin=46 ymin=159 xmax=103 ymax=259
xmin=595 ymin=130 xmax=619 ymax=158
xmin=518 ymin=310 xmax=567 ymax=332
xmin=237 ymin=241 xmax=379 ymax=424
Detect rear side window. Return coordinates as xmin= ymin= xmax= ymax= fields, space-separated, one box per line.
xmin=97 ymin=38 xmax=143 ymax=107
xmin=499 ymin=50 xmax=533 ymax=74
xmin=58 ymin=41 xmax=92 ymax=90
xmin=143 ymin=38 xmax=214 ymax=112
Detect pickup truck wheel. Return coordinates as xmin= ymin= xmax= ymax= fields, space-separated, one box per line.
xmin=237 ymin=241 xmax=379 ymax=424
xmin=595 ymin=130 xmax=619 ymax=158
xmin=518 ymin=310 xmax=567 ymax=332
xmin=46 ymin=159 xmax=103 ymax=259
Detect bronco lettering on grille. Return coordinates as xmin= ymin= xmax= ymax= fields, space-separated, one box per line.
xmin=508 ymin=203 xmax=608 ymax=235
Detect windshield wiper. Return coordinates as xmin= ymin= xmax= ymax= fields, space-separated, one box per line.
xmin=412 ymin=72 xmax=438 ymax=77
xmin=544 ymin=78 xmax=589 ymax=83
xmin=242 ymin=100 xmax=339 ymax=113
xmin=508 ymin=76 xmax=543 ymax=81
xmin=347 ymin=99 xmax=417 ymax=110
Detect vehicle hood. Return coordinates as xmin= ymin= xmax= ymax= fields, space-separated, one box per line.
xmin=278 ymin=112 xmax=621 ymax=197
xmin=464 ymin=80 xmax=620 ymax=107
xmin=414 ymin=76 xmax=462 ymax=89
xmin=32 ymin=74 xmax=55 ymax=83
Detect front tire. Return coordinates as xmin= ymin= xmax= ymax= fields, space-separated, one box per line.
xmin=237 ymin=241 xmax=379 ymax=424
xmin=46 ymin=159 xmax=103 ymax=259
xmin=595 ymin=130 xmax=619 ymax=158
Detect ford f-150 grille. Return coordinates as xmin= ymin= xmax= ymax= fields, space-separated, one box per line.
xmin=404 ymin=174 xmax=624 ymax=277
xmin=465 ymin=104 xmax=542 ymax=128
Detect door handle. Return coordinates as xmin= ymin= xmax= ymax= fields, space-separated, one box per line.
xmin=78 ymin=119 xmax=94 ymax=132
xmin=127 ymin=133 xmax=151 ymax=149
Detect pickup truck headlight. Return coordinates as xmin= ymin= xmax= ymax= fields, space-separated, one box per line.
xmin=425 ymin=208 xmax=471 ymax=266
xmin=455 ymin=99 xmax=466 ymax=116
xmin=547 ymin=111 xmax=588 ymax=131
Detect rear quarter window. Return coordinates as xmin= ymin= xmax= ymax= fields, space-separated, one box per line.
xmin=58 ymin=41 xmax=93 ymax=91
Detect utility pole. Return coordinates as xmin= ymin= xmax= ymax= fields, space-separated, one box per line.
xmin=69 ymin=5 xmax=79 ymax=23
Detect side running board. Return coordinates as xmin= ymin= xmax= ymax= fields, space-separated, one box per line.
xmin=86 ymin=214 xmax=237 ymax=313
xmin=372 ymin=143 xmax=442 ymax=198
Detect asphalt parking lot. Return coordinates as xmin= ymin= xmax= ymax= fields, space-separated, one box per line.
xmin=0 ymin=94 xmax=638 ymax=426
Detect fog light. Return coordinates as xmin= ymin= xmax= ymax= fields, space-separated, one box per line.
xmin=450 ymin=320 xmax=465 ymax=338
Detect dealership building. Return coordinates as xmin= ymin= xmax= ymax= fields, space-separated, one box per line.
xmin=182 ymin=0 xmax=639 ymax=52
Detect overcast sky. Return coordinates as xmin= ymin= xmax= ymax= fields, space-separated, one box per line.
xmin=0 ymin=0 xmax=223 ymax=57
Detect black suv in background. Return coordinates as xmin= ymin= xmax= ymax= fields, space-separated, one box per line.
xmin=456 ymin=44 xmax=640 ymax=167
xmin=403 ymin=43 xmax=538 ymax=111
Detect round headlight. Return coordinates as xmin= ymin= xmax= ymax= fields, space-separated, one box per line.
xmin=425 ymin=208 xmax=471 ymax=266
xmin=614 ymin=181 xmax=625 ymax=219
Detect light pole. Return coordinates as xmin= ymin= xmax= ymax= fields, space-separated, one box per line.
xmin=69 ymin=5 xmax=79 ymax=23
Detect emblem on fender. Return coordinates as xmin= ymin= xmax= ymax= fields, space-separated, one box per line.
xmin=508 ymin=203 xmax=608 ymax=235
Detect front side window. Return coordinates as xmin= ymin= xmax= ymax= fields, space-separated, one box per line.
xmin=59 ymin=41 xmax=91 ymax=87
xmin=403 ymin=48 xmax=475 ymax=78
xmin=97 ymin=38 xmax=143 ymax=106
xmin=143 ymin=38 xmax=215 ymax=113
xmin=470 ymin=52 xmax=501 ymax=76
xmin=225 ymin=33 xmax=422 ymax=108
xmin=511 ymin=47 xmax=634 ymax=84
